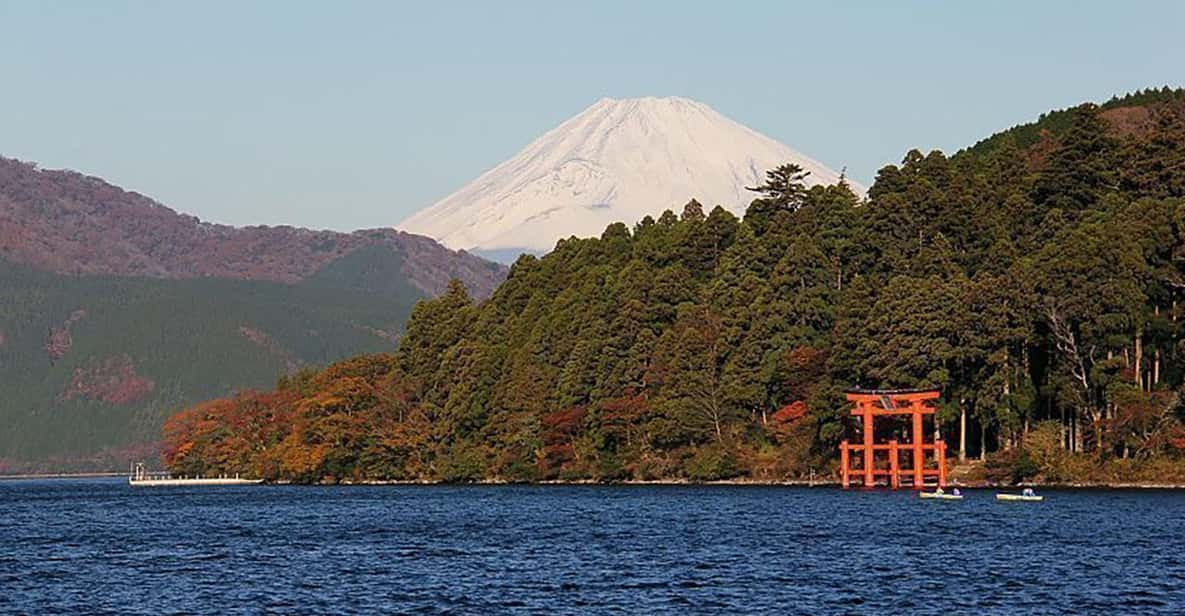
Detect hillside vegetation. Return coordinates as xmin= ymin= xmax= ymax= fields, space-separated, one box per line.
xmin=0 ymin=252 xmax=423 ymax=471
xmin=963 ymin=86 xmax=1183 ymax=160
xmin=0 ymin=158 xmax=506 ymax=471
xmin=166 ymin=89 xmax=1185 ymax=484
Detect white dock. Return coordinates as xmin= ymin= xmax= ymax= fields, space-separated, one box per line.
xmin=128 ymin=462 xmax=262 ymax=487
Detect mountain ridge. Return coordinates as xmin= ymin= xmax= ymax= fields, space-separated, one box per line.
xmin=0 ymin=156 xmax=506 ymax=298
xmin=960 ymin=86 xmax=1185 ymax=161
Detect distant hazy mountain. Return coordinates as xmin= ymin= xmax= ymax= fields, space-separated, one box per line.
xmin=0 ymin=157 xmax=506 ymax=471
xmin=0 ymin=157 xmax=504 ymax=298
xmin=400 ymin=96 xmax=862 ymax=259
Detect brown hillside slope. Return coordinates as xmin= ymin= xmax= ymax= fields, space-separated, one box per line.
xmin=0 ymin=157 xmax=506 ymax=297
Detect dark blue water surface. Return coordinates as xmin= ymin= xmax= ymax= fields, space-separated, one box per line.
xmin=2 ymin=479 xmax=1184 ymax=614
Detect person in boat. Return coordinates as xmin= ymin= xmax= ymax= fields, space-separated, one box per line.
xmin=934 ymin=487 xmax=944 ymax=495
xmin=1022 ymin=487 xmax=1035 ymax=497
xmin=952 ymin=488 xmax=961 ymax=496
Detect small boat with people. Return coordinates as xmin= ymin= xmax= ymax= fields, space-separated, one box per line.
xmin=996 ymin=488 xmax=1043 ymax=502
xmin=919 ymin=487 xmax=963 ymax=500
xmin=128 ymin=462 xmax=262 ymax=487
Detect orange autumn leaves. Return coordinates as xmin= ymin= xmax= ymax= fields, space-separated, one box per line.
xmin=163 ymin=355 xmax=410 ymax=482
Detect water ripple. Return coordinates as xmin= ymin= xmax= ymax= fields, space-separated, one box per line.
xmin=1 ymin=481 xmax=1184 ymax=614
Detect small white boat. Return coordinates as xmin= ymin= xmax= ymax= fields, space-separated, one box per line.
xmin=919 ymin=490 xmax=963 ymax=500
xmin=128 ymin=462 xmax=262 ymax=487
xmin=996 ymin=493 xmax=1043 ymax=502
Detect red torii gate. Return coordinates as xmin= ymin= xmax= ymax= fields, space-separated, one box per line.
xmin=839 ymin=388 xmax=947 ymax=489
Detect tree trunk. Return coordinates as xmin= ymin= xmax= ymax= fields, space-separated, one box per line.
xmin=1002 ymin=369 xmax=1012 ymax=452
xmin=959 ymin=405 xmax=967 ymax=462
xmin=1047 ymin=305 xmax=1091 ymax=452
xmin=1134 ymin=331 xmax=1143 ymax=391
xmin=979 ymin=422 xmax=987 ymax=461
xmin=1070 ymin=412 xmax=1076 ymax=453
xmin=1153 ymin=306 xmax=1160 ymax=386
xmin=1074 ymin=410 xmax=1085 ymax=453
xmin=1062 ymin=405 xmax=1069 ymax=451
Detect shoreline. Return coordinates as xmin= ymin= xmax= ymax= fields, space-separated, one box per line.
xmin=329 ymin=477 xmax=1185 ymax=489
xmin=0 ymin=472 xmax=125 ymax=481
xmin=6 ymin=473 xmax=1185 ymax=490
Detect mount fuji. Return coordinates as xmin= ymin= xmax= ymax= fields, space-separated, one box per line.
xmin=400 ymin=96 xmax=862 ymax=259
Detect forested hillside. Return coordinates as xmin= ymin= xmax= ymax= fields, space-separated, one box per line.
xmin=0 ymin=253 xmax=425 ymax=471
xmin=0 ymin=157 xmax=507 ymax=472
xmin=964 ymin=86 xmax=1184 ymax=160
xmin=166 ymin=89 xmax=1185 ymax=484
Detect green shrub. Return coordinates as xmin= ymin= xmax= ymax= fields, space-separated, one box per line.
xmin=985 ymin=449 xmax=1040 ymax=484
xmin=685 ymin=445 xmax=739 ymax=482
xmin=438 ymin=444 xmax=485 ymax=483
xmin=1022 ymin=421 xmax=1069 ymax=481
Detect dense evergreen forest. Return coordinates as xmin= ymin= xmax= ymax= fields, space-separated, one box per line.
xmin=166 ymin=88 xmax=1185 ymax=484
xmin=0 ymin=248 xmax=423 ymax=471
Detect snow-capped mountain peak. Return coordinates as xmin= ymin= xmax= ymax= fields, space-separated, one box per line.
xmin=400 ymin=96 xmax=861 ymax=257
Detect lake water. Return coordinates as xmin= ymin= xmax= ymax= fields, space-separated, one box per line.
xmin=1 ymin=479 xmax=1183 ymax=614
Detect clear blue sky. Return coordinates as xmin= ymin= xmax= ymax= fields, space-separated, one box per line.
xmin=1 ymin=1 xmax=1182 ymax=231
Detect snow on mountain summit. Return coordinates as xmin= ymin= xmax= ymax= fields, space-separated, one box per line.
xmin=400 ymin=96 xmax=862 ymax=255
